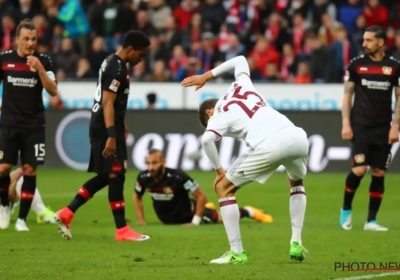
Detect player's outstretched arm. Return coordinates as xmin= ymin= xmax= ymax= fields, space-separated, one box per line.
xmin=181 ymin=56 xmax=250 ymax=90
xmin=389 ymin=86 xmax=400 ymax=143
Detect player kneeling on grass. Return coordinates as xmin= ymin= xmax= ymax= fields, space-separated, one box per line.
xmin=182 ymin=55 xmax=309 ymax=264
xmin=134 ymin=149 xmax=273 ymax=226
xmin=4 ymin=168 xmax=56 ymax=224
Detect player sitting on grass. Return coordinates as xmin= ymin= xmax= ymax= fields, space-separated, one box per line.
xmin=0 ymin=168 xmax=55 ymax=226
xmin=134 ymin=149 xmax=273 ymax=226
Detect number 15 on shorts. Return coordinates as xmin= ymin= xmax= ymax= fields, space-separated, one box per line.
xmin=34 ymin=143 xmax=45 ymax=161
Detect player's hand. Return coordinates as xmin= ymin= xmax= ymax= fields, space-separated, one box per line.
xmin=102 ymin=137 xmax=116 ymax=158
xmin=181 ymin=71 xmax=213 ymax=91
xmin=124 ymin=123 xmax=129 ymax=140
xmin=182 ymin=223 xmax=197 ymax=227
xmin=341 ymin=125 xmax=353 ymax=140
xmin=26 ymin=56 xmax=44 ymax=72
xmin=388 ymin=125 xmax=399 ymax=144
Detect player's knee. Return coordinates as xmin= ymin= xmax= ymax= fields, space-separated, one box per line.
xmin=215 ymin=179 xmax=237 ymax=198
xmin=352 ymin=166 xmax=367 ymax=177
xmin=370 ymin=168 xmax=385 ymax=177
xmin=22 ymin=164 xmax=36 ymax=176
xmin=0 ymin=164 xmax=12 ymax=176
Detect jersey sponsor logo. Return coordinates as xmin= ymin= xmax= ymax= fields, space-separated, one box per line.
xmin=149 ymin=192 xmax=174 ymax=201
xmin=354 ymin=154 xmax=365 ymax=164
xmin=109 ymin=79 xmax=120 ymax=92
xmin=361 ymin=79 xmax=391 ymax=90
xmin=7 ymin=76 xmax=38 ymax=87
xmin=382 ymin=66 xmax=392 ymax=75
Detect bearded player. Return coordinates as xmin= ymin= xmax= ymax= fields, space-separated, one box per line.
xmin=134 ymin=149 xmax=273 ymax=226
xmin=182 ymin=55 xmax=309 ymax=264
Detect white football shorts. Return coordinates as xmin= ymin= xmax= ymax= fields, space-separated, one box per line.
xmin=226 ymin=126 xmax=309 ymax=187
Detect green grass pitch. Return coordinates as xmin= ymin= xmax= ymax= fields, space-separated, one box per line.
xmin=0 ymin=169 xmax=399 ymax=280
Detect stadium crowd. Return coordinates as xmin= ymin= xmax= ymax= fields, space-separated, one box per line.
xmin=1 ymin=0 xmax=400 ymax=83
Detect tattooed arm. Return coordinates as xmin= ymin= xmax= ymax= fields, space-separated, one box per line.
xmin=394 ymin=87 xmax=400 ymax=126
xmin=341 ymin=81 xmax=355 ymax=140
xmin=388 ymin=87 xmax=400 ymax=144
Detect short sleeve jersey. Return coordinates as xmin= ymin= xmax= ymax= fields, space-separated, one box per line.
xmin=89 ymin=54 xmax=130 ymax=139
xmin=135 ymin=168 xmax=200 ymax=224
xmin=0 ymin=50 xmax=56 ymax=127
xmin=345 ymin=55 xmax=400 ymax=126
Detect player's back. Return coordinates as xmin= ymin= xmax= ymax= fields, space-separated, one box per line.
xmin=89 ymin=53 xmax=129 ymax=139
xmin=214 ymin=77 xmax=294 ymax=147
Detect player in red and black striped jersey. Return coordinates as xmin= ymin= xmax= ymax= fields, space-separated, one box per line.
xmin=340 ymin=25 xmax=400 ymax=232
xmin=54 ymin=30 xmax=151 ymax=242
xmin=133 ymin=149 xmax=273 ymax=226
xmin=0 ymin=19 xmax=58 ymax=231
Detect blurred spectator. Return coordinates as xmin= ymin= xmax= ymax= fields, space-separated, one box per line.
xmin=147 ymin=0 xmax=172 ymax=31
xmin=249 ymin=36 xmax=280 ymax=76
xmin=263 ymin=62 xmax=281 ymax=82
xmin=56 ymin=38 xmax=79 ymax=80
xmin=87 ymin=36 xmax=109 ymax=77
xmin=362 ymin=0 xmax=388 ymax=28
xmin=159 ymin=16 xmax=182 ymax=53
xmin=391 ymin=30 xmax=400 ymax=60
xmin=169 ymin=45 xmax=188 ymax=81
xmin=115 ymin=0 xmax=136 ymax=37
xmin=290 ymin=12 xmax=307 ymax=55
xmin=293 ymin=61 xmax=311 ymax=83
xmin=32 ymin=14 xmax=52 ymax=45
xmin=147 ymin=60 xmax=171 ymax=82
xmin=351 ymin=14 xmax=367 ymax=55
xmin=135 ymin=10 xmax=157 ymax=36
xmin=331 ymin=25 xmax=357 ymax=78
xmin=247 ymin=57 xmax=262 ymax=80
xmin=193 ymin=31 xmax=221 ymax=72
xmin=181 ymin=12 xmax=202 ymax=53
xmin=199 ymin=0 xmax=226 ymax=34
xmin=308 ymin=0 xmax=336 ymax=28
xmin=280 ymin=43 xmax=298 ymax=81
xmin=146 ymin=92 xmax=157 ymax=110
xmin=13 ymin=0 xmax=38 ymax=24
xmin=101 ymin=0 xmax=121 ymax=52
xmin=76 ymin=58 xmax=95 ymax=79
xmin=145 ymin=35 xmax=169 ymax=74
xmin=338 ymin=0 xmax=363 ymax=34
xmin=57 ymin=0 xmax=90 ymax=56
xmin=264 ymin=12 xmax=288 ymax=53
xmin=173 ymin=0 xmax=199 ymax=30
xmin=132 ymin=61 xmax=147 ymax=81
xmin=305 ymin=32 xmax=337 ymax=83
xmin=0 ymin=0 xmax=12 ymax=20
xmin=176 ymin=57 xmax=204 ymax=81
xmin=386 ymin=26 xmax=396 ymax=51
xmin=319 ymin=13 xmax=340 ymax=45
xmin=1 ymin=13 xmax=15 ymax=52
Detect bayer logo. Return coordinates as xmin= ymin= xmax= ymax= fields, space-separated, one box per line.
xmin=55 ymin=111 xmax=91 ymax=170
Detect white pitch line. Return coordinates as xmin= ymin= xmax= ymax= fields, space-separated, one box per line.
xmin=330 ymin=271 xmax=400 ymax=280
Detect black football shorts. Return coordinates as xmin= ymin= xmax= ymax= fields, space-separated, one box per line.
xmin=351 ymin=124 xmax=392 ymax=170
xmin=0 ymin=126 xmax=45 ymax=166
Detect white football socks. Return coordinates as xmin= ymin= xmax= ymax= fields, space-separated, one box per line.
xmin=290 ymin=186 xmax=307 ymax=245
xmin=219 ymin=197 xmax=243 ymax=254
xmin=17 ymin=182 xmax=46 ymax=214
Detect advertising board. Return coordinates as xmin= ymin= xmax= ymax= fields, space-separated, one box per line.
xmin=44 ymin=110 xmax=400 ymax=173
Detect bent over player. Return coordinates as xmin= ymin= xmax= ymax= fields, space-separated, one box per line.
xmin=182 ymin=55 xmax=309 ymax=264
xmin=0 ymin=19 xmax=57 ymax=231
xmin=340 ymin=25 xmax=400 ymax=231
xmin=134 ymin=149 xmax=273 ymax=225
xmin=55 ymin=31 xmax=151 ymax=241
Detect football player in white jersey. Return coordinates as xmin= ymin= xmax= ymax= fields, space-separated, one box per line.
xmin=182 ymin=56 xmax=309 ymax=264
